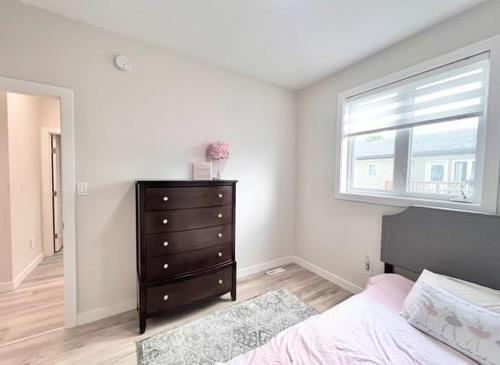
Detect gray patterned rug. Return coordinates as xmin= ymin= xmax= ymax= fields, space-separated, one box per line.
xmin=136 ymin=288 xmax=318 ymax=364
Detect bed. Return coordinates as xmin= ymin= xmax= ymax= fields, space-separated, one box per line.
xmin=226 ymin=206 xmax=500 ymax=364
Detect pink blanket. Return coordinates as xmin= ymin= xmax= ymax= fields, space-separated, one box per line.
xmin=225 ymin=274 xmax=474 ymax=364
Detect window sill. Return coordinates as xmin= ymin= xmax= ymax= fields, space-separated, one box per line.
xmin=334 ymin=190 xmax=496 ymax=214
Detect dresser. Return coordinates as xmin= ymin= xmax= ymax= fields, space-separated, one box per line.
xmin=136 ymin=180 xmax=237 ymax=334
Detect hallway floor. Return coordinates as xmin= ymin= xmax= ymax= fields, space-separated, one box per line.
xmin=0 ymin=253 xmax=64 ymax=347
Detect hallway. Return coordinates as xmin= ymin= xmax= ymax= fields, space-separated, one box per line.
xmin=0 ymin=253 xmax=64 ymax=346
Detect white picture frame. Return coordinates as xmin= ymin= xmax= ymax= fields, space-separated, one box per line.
xmin=193 ymin=162 xmax=212 ymax=180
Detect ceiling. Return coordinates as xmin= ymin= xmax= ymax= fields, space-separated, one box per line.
xmin=19 ymin=0 xmax=486 ymax=89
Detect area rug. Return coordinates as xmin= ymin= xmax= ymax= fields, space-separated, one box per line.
xmin=136 ymin=288 xmax=318 ymax=365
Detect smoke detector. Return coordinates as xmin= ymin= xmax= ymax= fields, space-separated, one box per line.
xmin=114 ymin=55 xmax=132 ymax=71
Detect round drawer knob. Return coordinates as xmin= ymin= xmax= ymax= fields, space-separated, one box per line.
xmin=162 ymin=218 xmax=168 ymax=224
xmin=218 ymin=279 xmax=223 ymax=285
xmin=163 ymin=241 xmax=169 ymax=247
xmin=163 ymin=294 xmax=169 ymax=301
xmin=217 ymin=213 xmax=223 ymax=218
xmin=163 ymin=196 xmax=169 ymax=202
xmin=218 ymin=233 xmax=223 ymax=238
xmin=218 ymin=193 xmax=223 ymax=199
xmin=163 ymin=263 xmax=169 ymax=269
xmin=218 ymin=251 xmax=223 ymax=257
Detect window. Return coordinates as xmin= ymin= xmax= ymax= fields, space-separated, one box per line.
xmin=425 ymin=161 xmax=446 ymax=182
xmin=336 ymin=38 xmax=500 ymax=213
xmin=453 ymin=160 xmax=473 ymax=182
xmin=351 ymin=132 xmax=394 ymax=190
xmin=409 ymin=119 xmax=477 ymax=197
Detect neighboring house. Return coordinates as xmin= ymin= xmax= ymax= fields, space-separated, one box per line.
xmin=353 ymin=128 xmax=476 ymax=196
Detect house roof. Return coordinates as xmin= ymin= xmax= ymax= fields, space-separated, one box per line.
xmin=355 ymin=128 xmax=477 ymax=160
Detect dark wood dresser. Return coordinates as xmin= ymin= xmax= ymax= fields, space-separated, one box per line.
xmin=136 ymin=180 xmax=237 ymax=333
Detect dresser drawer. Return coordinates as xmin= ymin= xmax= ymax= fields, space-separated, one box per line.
xmin=145 ymin=225 xmax=232 ymax=257
xmin=145 ymin=186 xmax=232 ymax=211
xmin=146 ymin=245 xmax=232 ymax=281
xmin=146 ymin=264 xmax=233 ymax=314
xmin=145 ymin=205 xmax=232 ymax=233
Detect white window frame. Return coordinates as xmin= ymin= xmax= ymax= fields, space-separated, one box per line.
xmin=335 ymin=36 xmax=500 ymax=214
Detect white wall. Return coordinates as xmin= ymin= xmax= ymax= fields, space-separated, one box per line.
xmin=39 ymin=97 xmax=61 ymax=130
xmin=295 ymin=0 xmax=500 ymax=291
xmin=0 ymin=0 xmax=296 ymax=318
xmin=6 ymin=93 xmax=45 ymax=278
xmin=0 ymin=91 xmax=12 ymax=284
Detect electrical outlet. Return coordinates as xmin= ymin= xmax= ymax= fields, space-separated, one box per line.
xmin=29 ymin=238 xmax=34 ymax=250
xmin=364 ymin=255 xmax=372 ymax=275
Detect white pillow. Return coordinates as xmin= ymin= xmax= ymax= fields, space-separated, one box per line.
xmin=402 ymin=269 xmax=500 ymax=318
xmin=405 ymin=281 xmax=500 ymax=365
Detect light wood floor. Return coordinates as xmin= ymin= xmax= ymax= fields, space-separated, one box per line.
xmin=0 ymin=263 xmax=352 ymax=365
xmin=0 ymin=253 xmax=64 ymax=347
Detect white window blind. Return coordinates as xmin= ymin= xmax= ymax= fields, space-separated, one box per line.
xmin=343 ymin=53 xmax=490 ymax=137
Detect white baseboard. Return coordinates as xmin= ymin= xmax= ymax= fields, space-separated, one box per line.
xmin=76 ymin=257 xmax=295 ymax=326
xmin=77 ymin=299 xmax=137 ymax=326
xmin=0 ymin=281 xmax=14 ymax=293
xmin=291 ymin=256 xmax=363 ymax=294
xmin=0 ymin=253 xmax=44 ymax=293
xmin=237 ymin=256 xmax=294 ymax=279
xmin=75 ymin=255 xmax=363 ymax=326
xmin=13 ymin=253 xmax=44 ymax=288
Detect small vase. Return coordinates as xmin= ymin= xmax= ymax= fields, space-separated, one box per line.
xmin=213 ymin=159 xmax=221 ymax=180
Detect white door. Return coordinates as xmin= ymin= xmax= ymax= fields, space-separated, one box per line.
xmin=51 ymin=134 xmax=63 ymax=253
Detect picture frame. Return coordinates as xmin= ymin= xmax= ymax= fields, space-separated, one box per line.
xmin=192 ymin=162 xmax=212 ymax=180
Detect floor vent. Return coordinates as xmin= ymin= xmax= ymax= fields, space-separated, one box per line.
xmin=266 ymin=267 xmax=286 ymax=275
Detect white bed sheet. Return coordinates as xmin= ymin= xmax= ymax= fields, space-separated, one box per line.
xmin=225 ymin=274 xmax=475 ymax=364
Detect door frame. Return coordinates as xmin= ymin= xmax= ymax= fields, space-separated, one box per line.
xmin=0 ymin=75 xmax=77 ymax=328
xmin=41 ymin=127 xmax=61 ymax=257
xmin=50 ymin=133 xmax=63 ymax=254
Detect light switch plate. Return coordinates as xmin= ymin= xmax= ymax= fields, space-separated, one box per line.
xmin=77 ymin=182 xmax=88 ymax=196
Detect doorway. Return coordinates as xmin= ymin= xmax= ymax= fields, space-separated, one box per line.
xmin=51 ymin=133 xmax=63 ymax=254
xmin=0 ymin=91 xmax=64 ymax=344
xmin=0 ymin=76 xmax=77 ymax=335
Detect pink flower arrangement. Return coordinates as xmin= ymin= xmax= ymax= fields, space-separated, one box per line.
xmin=206 ymin=141 xmax=230 ymax=160
xmin=206 ymin=141 xmax=230 ymax=179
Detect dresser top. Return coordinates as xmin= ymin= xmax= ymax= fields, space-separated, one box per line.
xmin=136 ymin=180 xmax=237 ymax=187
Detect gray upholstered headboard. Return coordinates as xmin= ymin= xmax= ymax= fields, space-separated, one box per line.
xmin=381 ymin=206 xmax=500 ymax=290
